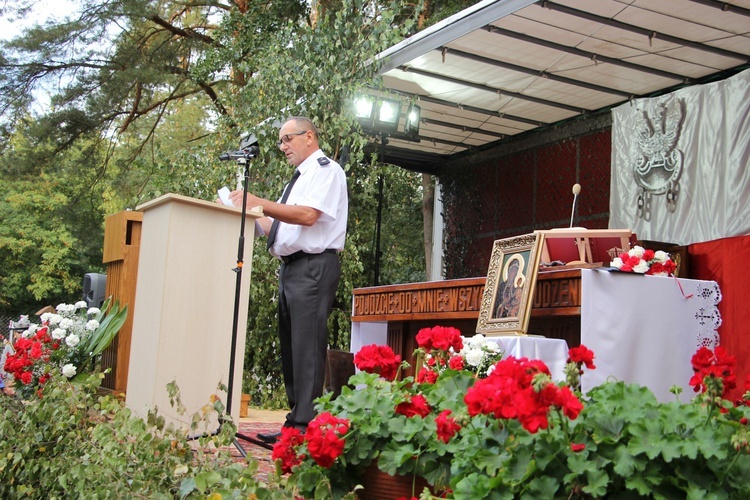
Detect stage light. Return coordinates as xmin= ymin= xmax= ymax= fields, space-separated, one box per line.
xmin=349 ymin=94 xmax=416 ymax=286
xmin=404 ymin=103 xmax=421 ymax=138
xmin=375 ymin=98 xmax=401 ymax=133
xmin=354 ymin=96 xmax=375 ymax=128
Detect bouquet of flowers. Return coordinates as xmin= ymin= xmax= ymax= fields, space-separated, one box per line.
xmin=416 ymin=326 xmax=504 ymax=381
xmin=3 ymin=298 xmax=127 ymax=399
xmin=610 ymin=245 xmax=677 ymax=276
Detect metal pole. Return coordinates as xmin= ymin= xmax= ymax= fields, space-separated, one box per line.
xmin=374 ymin=134 xmax=386 ymax=286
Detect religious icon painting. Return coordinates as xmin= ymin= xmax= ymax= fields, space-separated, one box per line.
xmin=476 ymin=232 xmax=545 ymax=336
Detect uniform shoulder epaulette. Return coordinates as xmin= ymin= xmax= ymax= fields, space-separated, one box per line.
xmin=317 ymin=156 xmax=331 ymax=166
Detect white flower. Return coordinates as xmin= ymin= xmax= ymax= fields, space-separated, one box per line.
xmin=87 ymin=307 xmax=100 ymax=316
xmin=464 ymin=348 xmax=484 ymax=367
xmin=40 ymin=312 xmax=54 ymax=324
xmin=629 ymin=246 xmax=645 ymax=258
xmin=484 ymin=341 xmax=501 ymax=353
xmin=465 ymin=334 xmax=485 ymax=349
xmin=21 ymin=329 xmax=33 ymax=338
xmin=65 ymin=334 xmax=80 ymax=348
xmin=611 ymin=257 xmax=623 ymax=269
xmin=85 ymin=319 xmax=100 ymax=331
xmin=60 ymin=318 xmax=74 ymax=329
xmin=75 ymin=301 xmax=88 ymax=309
xmin=47 ymin=314 xmax=63 ymax=326
xmin=52 ymin=328 xmax=67 ymax=340
xmin=26 ymin=324 xmax=39 ymax=334
xmin=173 ymin=464 xmax=189 ymax=476
xmin=56 ymin=303 xmax=76 ymax=314
xmin=653 ymin=250 xmax=670 ymax=263
xmin=62 ymin=364 xmax=77 ymax=378
xmin=632 ymin=259 xmax=650 ymax=274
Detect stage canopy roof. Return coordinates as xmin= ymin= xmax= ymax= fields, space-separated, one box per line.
xmin=371 ymin=0 xmax=750 ymax=172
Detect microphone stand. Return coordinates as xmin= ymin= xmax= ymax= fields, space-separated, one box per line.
xmin=569 ymin=194 xmax=578 ymax=228
xmin=570 ymin=184 xmax=581 ymax=228
xmin=226 ymin=152 xmax=274 ymax=455
xmin=189 ymin=150 xmax=272 ymax=457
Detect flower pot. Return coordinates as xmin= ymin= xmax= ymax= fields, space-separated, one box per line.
xmin=358 ymin=463 xmax=431 ymax=500
xmin=239 ymin=394 xmax=251 ymax=418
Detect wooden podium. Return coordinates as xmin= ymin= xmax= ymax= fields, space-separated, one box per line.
xmin=101 ymin=210 xmax=143 ymax=393
xmin=125 ymin=194 xmax=262 ymax=428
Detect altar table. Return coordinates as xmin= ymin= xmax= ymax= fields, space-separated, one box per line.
xmin=580 ymin=269 xmax=722 ymax=402
xmin=351 ymin=269 xmax=722 ymax=401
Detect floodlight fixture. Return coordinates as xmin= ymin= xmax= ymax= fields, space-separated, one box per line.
xmin=354 ymin=96 xmax=375 ymax=128
xmin=375 ymin=98 xmax=401 ymax=133
xmin=404 ymin=103 xmax=421 ymax=138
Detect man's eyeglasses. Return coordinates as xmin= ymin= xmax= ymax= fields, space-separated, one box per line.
xmin=276 ymin=130 xmax=309 ymax=147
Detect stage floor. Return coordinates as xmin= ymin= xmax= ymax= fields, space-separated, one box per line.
xmin=225 ymin=409 xmax=286 ymax=479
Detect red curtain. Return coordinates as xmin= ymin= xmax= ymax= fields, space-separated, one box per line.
xmin=688 ymin=235 xmax=750 ymax=401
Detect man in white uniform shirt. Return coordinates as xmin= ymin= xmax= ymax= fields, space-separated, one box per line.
xmin=228 ymin=116 xmax=348 ymax=442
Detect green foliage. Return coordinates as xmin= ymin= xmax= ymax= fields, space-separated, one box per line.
xmin=285 ymin=368 xmax=472 ymax=497
xmin=284 ymin=366 xmax=750 ymax=499
xmin=0 ymin=117 xmax=113 ymax=315
xmin=1 ymin=0 xmax=431 ymax=399
xmin=418 ymin=0 xmax=479 ymax=30
xmin=0 ymin=372 xmax=291 ymax=498
xmin=0 ymin=177 xmax=95 ymax=314
xmin=79 ymin=297 xmax=128 ymax=357
xmin=438 ymin=378 xmax=750 ymax=498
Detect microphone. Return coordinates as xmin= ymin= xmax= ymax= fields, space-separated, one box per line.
xmin=219 ymin=145 xmax=260 ymax=161
xmin=570 ymin=183 xmax=581 ymax=228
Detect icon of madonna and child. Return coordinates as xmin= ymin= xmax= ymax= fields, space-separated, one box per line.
xmin=492 ymin=251 xmax=529 ymax=319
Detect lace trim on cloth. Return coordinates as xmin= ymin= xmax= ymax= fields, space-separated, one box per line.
xmin=688 ymin=281 xmax=722 ymax=350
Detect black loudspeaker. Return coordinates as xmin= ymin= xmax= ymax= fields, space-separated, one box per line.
xmin=83 ymin=273 xmax=107 ymax=308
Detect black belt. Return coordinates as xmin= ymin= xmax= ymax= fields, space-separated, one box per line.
xmin=280 ymin=248 xmax=338 ymax=264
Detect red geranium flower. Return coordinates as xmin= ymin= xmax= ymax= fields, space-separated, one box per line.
xmin=690 ymin=346 xmax=715 ymax=372
xmin=305 ymin=412 xmax=350 ymax=468
xmin=272 ymin=427 xmax=306 ymax=474
xmin=464 ymin=356 xmax=581 ymax=434
xmin=568 ymin=345 xmax=596 ymax=369
xmin=354 ymin=344 xmax=402 ymax=381
xmin=416 ymin=368 xmax=438 ymax=385
xmin=448 ymin=355 xmax=464 ymax=371
xmin=689 ymin=346 xmax=737 ymax=397
xmin=555 ymin=385 xmax=584 ymax=419
xmin=395 ymin=394 xmax=431 ymax=418
xmin=415 ymin=325 xmax=463 ymax=353
xmin=435 ymin=410 xmax=461 ymax=443
xmin=514 ymin=387 xmax=551 ymax=433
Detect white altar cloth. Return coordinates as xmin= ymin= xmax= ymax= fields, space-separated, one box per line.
xmin=580 ymin=269 xmax=722 ymax=402
xmin=492 ymin=336 xmax=569 ymax=382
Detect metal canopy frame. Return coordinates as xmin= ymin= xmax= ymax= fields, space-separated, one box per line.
xmin=371 ymin=0 xmax=750 ymax=173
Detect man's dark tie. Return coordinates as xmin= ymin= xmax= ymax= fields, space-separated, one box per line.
xmin=267 ymin=169 xmax=301 ymax=250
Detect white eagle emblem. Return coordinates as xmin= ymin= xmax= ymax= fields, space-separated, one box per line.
xmin=632 ymin=99 xmax=684 ymax=218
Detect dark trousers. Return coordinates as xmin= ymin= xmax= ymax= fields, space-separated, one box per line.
xmin=277 ymin=252 xmax=340 ymax=430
